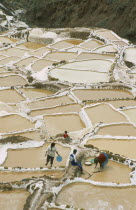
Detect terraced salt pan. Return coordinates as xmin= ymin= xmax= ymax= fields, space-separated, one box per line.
xmin=93 ymin=44 xmax=118 ymax=53
xmin=0 ymin=56 xmax=19 ymax=65
xmin=80 ymin=39 xmax=104 ymax=49
xmin=0 ymin=190 xmax=29 ymax=210
xmin=43 ymin=114 xmax=85 ymax=136
xmin=124 ymin=47 xmax=136 ymax=65
xmin=73 ymin=89 xmax=133 ymax=101
xmin=20 ymin=88 xmax=54 ymax=99
xmin=0 ymin=103 xmax=13 ymax=113
xmin=96 ymin=30 xmax=120 ymax=40
xmin=67 ymin=46 xmax=88 ymax=52
xmin=0 ymin=67 xmax=6 ymax=72
xmin=56 ymin=183 xmax=136 ymax=210
xmin=0 ymin=75 xmax=27 ymax=87
xmin=122 ymin=108 xmax=136 ymax=124
xmin=87 ymin=138 xmax=136 ymax=159
xmin=1 ymin=48 xmax=28 ymax=57
xmin=44 ymin=52 xmax=77 ymax=62
xmin=76 ymin=52 xmax=116 ymax=61
xmin=28 ymin=96 xmax=73 ymax=110
xmin=82 ymin=159 xmax=130 ymax=183
xmin=50 ymin=41 xmax=74 ymax=50
xmin=50 ymin=68 xmax=108 ymax=84
xmin=15 ymin=57 xmax=37 ymax=68
xmin=5 ymin=130 xmax=43 ymax=142
xmin=18 ymin=42 xmax=46 ymax=50
xmin=2 ymin=143 xmax=71 ymax=168
xmin=97 ymin=99 xmax=136 ymax=109
xmin=0 ymin=55 xmax=6 ymax=60
xmin=0 ymin=72 xmax=18 ymax=77
xmin=113 ymin=41 xmax=128 ymax=46
xmin=0 ymin=170 xmax=64 ymax=182
xmin=28 ymin=47 xmax=51 ymax=57
xmin=30 ymin=104 xmax=82 ymax=117
xmin=32 ymin=59 xmax=54 ymax=72
xmin=97 ymin=124 xmax=136 ymax=136
xmin=85 ymin=104 xmax=128 ymax=125
xmin=0 ymin=89 xmax=25 ymax=103
xmin=65 ymin=39 xmax=83 ymax=45
xmin=59 ymin=60 xmax=112 ymax=72
xmin=0 ymin=37 xmax=18 ymax=43
xmin=0 ymin=115 xmax=34 ymax=133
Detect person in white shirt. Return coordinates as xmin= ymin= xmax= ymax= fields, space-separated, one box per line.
xmin=69 ymin=149 xmax=83 ymax=173
xmin=45 ymin=143 xmax=60 ymax=167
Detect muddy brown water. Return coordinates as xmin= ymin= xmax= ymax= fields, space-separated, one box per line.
xmin=2 ymin=143 xmax=71 ymax=168
xmin=30 ymin=104 xmax=82 ymax=117
xmin=0 ymin=189 xmax=29 ymax=210
xmin=28 ymin=96 xmax=73 ymax=110
xmin=44 ymin=52 xmax=77 ymax=62
xmin=0 ymin=75 xmax=27 ymax=87
xmin=87 ymin=138 xmax=136 ymax=159
xmin=65 ymin=39 xmax=83 ymax=45
xmin=73 ymin=89 xmax=133 ymax=101
xmin=51 ymin=41 xmax=74 ymax=50
xmin=97 ymin=124 xmax=136 ymax=136
xmin=0 ymin=37 xmax=18 ymax=43
xmin=18 ymin=42 xmax=46 ymax=50
xmin=44 ymin=114 xmax=85 ymax=136
xmin=4 ymin=130 xmax=43 ymax=142
xmin=80 ymin=39 xmax=104 ymax=49
xmin=85 ymin=104 xmax=128 ymax=125
xmin=20 ymin=88 xmax=54 ymax=99
xmin=76 ymin=52 xmax=116 ymax=61
xmin=0 ymin=115 xmax=34 ymax=133
xmin=0 ymin=170 xmax=64 ymax=182
xmin=82 ymin=159 xmax=130 ymax=183
xmin=32 ymin=59 xmax=54 ymax=72
xmin=56 ymin=182 xmax=136 ymax=210
xmin=122 ymin=108 xmax=136 ymax=124
xmin=0 ymin=89 xmax=25 ymax=103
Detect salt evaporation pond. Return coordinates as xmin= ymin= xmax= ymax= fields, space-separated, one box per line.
xmin=44 ymin=52 xmax=77 ymax=62
xmin=0 ymin=89 xmax=25 ymax=103
xmin=56 ymin=183 xmax=136 ymax=210
xmin=124 ymin=47 xmax=136 ymax=65
xmin=0 ymin=75 xmax=27 ymax=87
xmin=76 ymin=52 xmax=116 ymax=60
xmin=0 ymin=190 xmax=29 ymax=210
xmin=87 ymin=138 xmax=136 ymax=159
xmin=19 ymin=88 xmax=54 ymax=99
xmin=122 ymin=108 xmax=136 ymax=124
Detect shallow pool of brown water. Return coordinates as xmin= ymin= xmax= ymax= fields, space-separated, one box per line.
xmin=28 ymin=47 xmax=51 ymax=57
xmin=0 ymin=75 xmax=27 ymax=87
xmin=44 ymin=52 xmax=77 ymax=62
xmin=2 ymin=143 xmax=71 ymax=168
xmin=50 ymin=41 xmax=74 ymax=50
xmin=18 ymin=42 xmax=46 ymax=50
xmin=97 ymin=124 xmax=136 ymax=136
xmin=0 ymin=115 xmax=34 ymax=133
xmin=73 ymin=89 xmax=133 ymax=101
xmin=32 ymin=59 xmax=54 ymax=72
xmin=76 ymin=52 xmax=115 ymax=61
xmin=87 ymin=138 xmax=136 ymax=159
xmin=122 ymin=108 xmax=136 ymax=124
xmin=0 ymin=89 xmax=25 ymax=103
xmin=44 ymin=114 xmax=85 ymax=136
xmin=56 ymin=182 xmax=136 ymax=210
xmin=85 ymin=104 xmax=128 ymax=124
xmin=28 ymin=96 xmax=73 ymax=110
xmin=0 ymin=190 xmax=29 ymax=210
xmin=0 ymin=170 xmax=64 ymax=182
xmin=1 ymin=48 xmax=28 ymax=57
xmin=82 ymin=159 xmax=130 ymax=183
xmin=30 ymin=104 xmax=82 ymax=117
xmin=20 ymin=88 xmax=54 ymax=99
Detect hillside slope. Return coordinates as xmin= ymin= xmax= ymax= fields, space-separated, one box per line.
xmin=1 ymin=0 xmax=136 ymax=43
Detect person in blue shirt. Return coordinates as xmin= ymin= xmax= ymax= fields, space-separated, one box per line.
xmin=69 ymin=149 xmax=83 ymax=173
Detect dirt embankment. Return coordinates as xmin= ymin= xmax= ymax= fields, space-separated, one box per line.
xmin=2 ymin=0 xmax=136 ymax=43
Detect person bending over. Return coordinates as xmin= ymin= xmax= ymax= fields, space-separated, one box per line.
xmin=45 ymin=143 xmax=60 ymax=167
xmin=94 ymin=152 xmax=109 ymax=169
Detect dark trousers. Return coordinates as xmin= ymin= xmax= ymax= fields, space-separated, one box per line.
xmin=46 ymin=155 xmax=54 ymax=166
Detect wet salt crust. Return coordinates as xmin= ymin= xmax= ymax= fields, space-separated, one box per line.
xmin=56 ymin=182 xmax=136 ymax=210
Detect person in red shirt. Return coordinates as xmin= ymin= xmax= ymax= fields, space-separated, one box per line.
xmin=64 ymin=131 xmax=69 ymax=138
xmin=94 ymin=153 xmax=109 ymax=168
xmin=63 ymin=131 xmax=71 ymax=143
